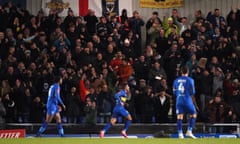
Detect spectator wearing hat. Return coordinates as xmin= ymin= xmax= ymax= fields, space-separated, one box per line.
xmin=162 ymin=15 xmax=179 ymax=38
xmin=122 ymin=38 xmax=135 ymax=59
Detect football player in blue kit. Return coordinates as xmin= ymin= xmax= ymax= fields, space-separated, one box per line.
xmin=173 ymin=66 xmax=198 ymax=139
xmin=100 ymin=83 xmax=132 ymax=138
xmin=36 ymin=76 xmax=66 ymax=137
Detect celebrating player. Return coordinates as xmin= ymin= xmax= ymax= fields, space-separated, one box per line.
xmin=173 ymin=66 xmax=198 ymax=139
xmin=100 ymin=83 xmax=132 ymax=138
xmin=36 ymin=76 xmax=66 ymax=137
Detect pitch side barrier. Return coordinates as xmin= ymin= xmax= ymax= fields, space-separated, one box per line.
xmin=205 ymin=123 xmax=240 ymax=133
xmin=5 ymin=123 xmax=240 ymax=138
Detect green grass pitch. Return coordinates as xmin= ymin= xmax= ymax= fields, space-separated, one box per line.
xmin=0 ymin=138 xmax=240 ymax=144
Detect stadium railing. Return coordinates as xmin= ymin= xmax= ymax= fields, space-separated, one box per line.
xmin=5 ymin=123 xmax=240 ymax=137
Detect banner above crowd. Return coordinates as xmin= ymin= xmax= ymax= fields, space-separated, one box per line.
xmin=41 ymin=0 xmax=132 ymax=17
xmin=140 ymin=0 xmax=184 ymax=8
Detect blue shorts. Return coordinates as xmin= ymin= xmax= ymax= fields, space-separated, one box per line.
xmin=176 ymin=104 xmax=197 ymax=115
xmin=47 ymin=106 xmax=59 ymax=116
xmin=112 ymin=105 xmax=130 ymax=118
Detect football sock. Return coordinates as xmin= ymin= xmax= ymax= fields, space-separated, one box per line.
xmin=177 ymin=119 xmax=183 ymax=134
xmin=58 ymin=123 xmax=64 ymax=136
xmin=38 ymin=121 xmax=48 ymax=134
xmin=102 ymin=123 xmax=112 ymax=133
xmin=123 ymin=120 xmax=131 ymax=131
xmin=188 ymin=117 xmax=196 ymax=132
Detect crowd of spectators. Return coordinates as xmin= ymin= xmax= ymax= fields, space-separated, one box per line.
xmin=0 ymin=2 xmax=240 ymax=132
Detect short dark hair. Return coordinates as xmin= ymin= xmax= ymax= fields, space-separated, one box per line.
xmin=54 ymin=76 xmax=62 ymax=83
xmin=197 ymin=10 xmax=202 ymax=14
xmin=180 ymin=66 xmax=189 ymax=75
xmin=152 ymin=11 xmax=158 ymax=15
xmin=118 ymin=83 xmax=128 ymax=90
